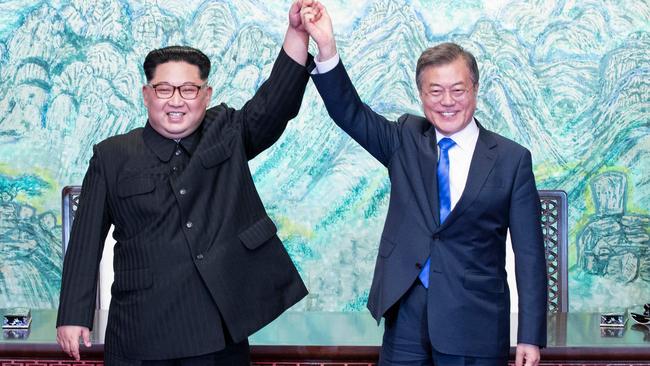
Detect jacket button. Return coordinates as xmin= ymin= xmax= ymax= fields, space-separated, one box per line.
xmin=179 ymin=188 xmax=187 ymax=195
xmin=186 ymin=221 xmax=193 ymax=228
xmin=433 ymin=235 xmax=439 ymax=240
xmin=415 ymin=262 xmax=423 ymax=269
xmin=196 ymin=254 xmax=204 ymax=260
xmin=175 ymin=149 xmax=182 ymax=156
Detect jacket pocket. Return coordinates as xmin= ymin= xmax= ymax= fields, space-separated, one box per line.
xmin=113 ymin=268 xmax=153 ymax=292
xmin=117 ymin=176 xmax=155 ymax=198
xmin=199 ymin=139 xmax=234 ymax=168
xmin=463 ymin=272 xmax=505 ymax=293
xmin=239 ymin=216 xmax=277 ymax=250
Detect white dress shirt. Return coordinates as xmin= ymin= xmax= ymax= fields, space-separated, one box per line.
xmin=313 ymin=53 xmax=340 ymax=74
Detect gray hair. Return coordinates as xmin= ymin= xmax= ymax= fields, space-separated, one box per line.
xmin=415 ymin=42 xmax=479 ymax=90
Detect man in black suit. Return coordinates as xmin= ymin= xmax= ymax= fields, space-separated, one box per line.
xmin=300 ymin=2 xmax=547 ymax=366
xmin=56 ymin=2 xmax=313 ymax=364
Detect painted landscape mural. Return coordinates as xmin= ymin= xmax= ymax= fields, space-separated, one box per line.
xmin=0 ymin=0 xmax=648 ymax=312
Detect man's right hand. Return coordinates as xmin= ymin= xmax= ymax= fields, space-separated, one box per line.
xmin=300 ymin=0 xmax=337 ymax=61
xmin=56 ymin=325 xmax=92 ymax=361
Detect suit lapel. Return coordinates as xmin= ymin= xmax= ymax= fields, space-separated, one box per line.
xmin=439 ymin=124 xmax=497 ymax=230
xmin=418 ymin=124 xmax=440 ymax=227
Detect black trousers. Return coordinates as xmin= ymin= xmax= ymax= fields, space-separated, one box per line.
xmin=105 ymin=338 xmax=250 ymax=366
xmin=141 ymin=339 xmax=250 ymax=366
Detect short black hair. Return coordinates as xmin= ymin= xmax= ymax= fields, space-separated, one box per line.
xmin=143 ymin=45 xmax=211 ymax=82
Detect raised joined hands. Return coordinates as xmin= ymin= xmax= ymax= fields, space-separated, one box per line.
xmin=299 ymin=0 xmax=337 ymax=61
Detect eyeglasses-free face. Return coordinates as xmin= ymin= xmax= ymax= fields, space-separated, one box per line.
xmin=142 ymin=61 xmax=212 ymax=139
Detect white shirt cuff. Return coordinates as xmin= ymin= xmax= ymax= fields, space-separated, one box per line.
xmin=312 ymin=53 xmax=340 ymax=74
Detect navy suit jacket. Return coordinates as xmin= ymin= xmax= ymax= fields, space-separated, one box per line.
xmin=312 ymin=61 xmax=547 ymax=357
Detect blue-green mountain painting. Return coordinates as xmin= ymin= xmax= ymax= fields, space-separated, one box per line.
xmin=0 ymin=0 xmax=648 ymax=312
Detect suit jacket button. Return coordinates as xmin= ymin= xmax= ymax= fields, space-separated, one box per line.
xmin=415 ymin=262 xmax=423 ymax=269
xmin=433 ymin=235 xmax=439 ymax=240
xmin=186 ymin=221 xmax=193 ymax=228
xmin=179 ymin=188 xmax=187 ymax=195
xmin=196 ymin=254 xmax=204 ymax=260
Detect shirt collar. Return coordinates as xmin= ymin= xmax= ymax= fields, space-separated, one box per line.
xmin=143 ymin=122 xmax=202 ymax=162
xmin=178 ymin=129 xmax=200 ymax=155
xmin=435 ymin=118 xmax=479 ymax=151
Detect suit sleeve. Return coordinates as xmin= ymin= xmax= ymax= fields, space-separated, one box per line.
xmin=509 ymin=149 xmax=548 ymax=347
xmin=311 ymin=60 xmax=401 ymax=167
xmin=238 ymin=48 xmax=312 ymax=159
xmin=57 ymin=146 xmax=112 ymax=329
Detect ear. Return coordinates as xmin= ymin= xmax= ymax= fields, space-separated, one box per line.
xmin=142 ymin=85 xmax=151 ymax=108
xmin=417 ymin=86 xmax=427 ymax=101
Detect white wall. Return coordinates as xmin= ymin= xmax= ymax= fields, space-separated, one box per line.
xmin=98 ymin=226 xmax=115 ymax=309
xmin=506 ymin=231 xmax=519 ymax=313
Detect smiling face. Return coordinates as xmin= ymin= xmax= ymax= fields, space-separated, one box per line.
xmin=142 ymin=61 xmax=212 ymax=139
xmin=418 ymin=57 xmax=478 ymax=136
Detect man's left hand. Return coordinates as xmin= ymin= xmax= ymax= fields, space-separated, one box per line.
xmin=515 ymin=343 xmax=540 ymax=366
xmin=289 ymin=0 xmax=320 ymax=33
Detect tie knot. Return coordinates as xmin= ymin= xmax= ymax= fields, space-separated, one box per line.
xmin=438 ymin=137 xmax=456 ymax=151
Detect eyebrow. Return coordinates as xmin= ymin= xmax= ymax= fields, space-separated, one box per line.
xmin=151 ymin=81 xmax=204 ymax=86
xmin=428 ymin=82 xmax=466 ymax=89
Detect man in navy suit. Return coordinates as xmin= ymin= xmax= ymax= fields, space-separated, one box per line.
xmin=300 ymin=2 xmax=547 ymax=366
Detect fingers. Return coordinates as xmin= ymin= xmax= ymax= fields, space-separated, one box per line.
xmin=300 ymin=5 xmax=315 ymax=23
xmin=515 ymin=347 xmax=524 ymax=366
xmin=56 ymin=326 xmax=88 ymax=361
xmin=516 ymin=344 xmax=541 ymax=366
xmin=314 ymin=1 xmax=326 ymax=13
xmin=56 ymin=328 xmax=70 ymax=359
xmin=313 ymin=5 xmax=322 ymax=22
xmin=82 ymin=327 xmax=92 ymax=347
xmin=289 ymin=1 xmax=301 ymax=20
xmin=291 ymin=0 xmax=322 ymax=31
xmin=528 ymin=351 xmax=541 ymax=366
xmin=300 ymin=5 xmax=321 ymax=25
xmin=59 ymin=334 xmax=80 ymax=361
xmin=66 ymin=330 xmax=81 ymax=361
xmin=56 ymin=331 xmax=68 ymax=358
xmin=290 ymin=0 xmax=301 ymax=13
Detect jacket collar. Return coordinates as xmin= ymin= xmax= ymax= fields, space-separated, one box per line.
xmin=436 ymin=120 xmax=498 ymax=230
xmin=143 ymin=122 xmax=202 ymax=162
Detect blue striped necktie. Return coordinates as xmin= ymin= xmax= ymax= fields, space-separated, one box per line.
xmin=418 ymin=137 xmax=456 ymax=288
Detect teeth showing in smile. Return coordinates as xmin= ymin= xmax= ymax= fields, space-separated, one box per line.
xmin=168 ymin=112 xmax=184 ymax=118
xmin=441 ymin=112 xmax=456 ymax=117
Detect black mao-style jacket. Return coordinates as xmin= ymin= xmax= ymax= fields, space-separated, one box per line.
xmin=57 ymin=49 xmax=310 ymax=360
